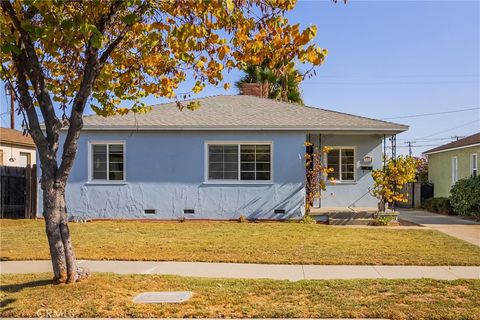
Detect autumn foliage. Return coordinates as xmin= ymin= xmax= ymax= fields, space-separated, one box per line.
xmin=1 ymin=0 xmax=330 ymax=284
xmin=371 ymin=156 xmax=419 ymax=212
xmin=304 ymin=142 xmax=333 ymax=213
xmin=1 ymin=0 xmax=328 ymax=116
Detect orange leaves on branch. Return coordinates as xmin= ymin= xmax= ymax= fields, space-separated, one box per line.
xmin=1 ymin=0 xmax=328 ymax=116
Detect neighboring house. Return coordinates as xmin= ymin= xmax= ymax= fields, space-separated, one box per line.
xmin=0 ymin=127 xmax=36 ymax=167
xmin=424 ymin=132 xmax=480 ymax=198
xmin=39 ymin=87 xmax=407 ymax=220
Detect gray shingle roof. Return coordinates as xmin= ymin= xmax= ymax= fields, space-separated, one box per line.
xmin=82 ymin=95 xmax=408 ymax=133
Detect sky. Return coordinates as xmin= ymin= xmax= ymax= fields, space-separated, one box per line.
xmin=1 ymin=0 xmax=479 ymax=156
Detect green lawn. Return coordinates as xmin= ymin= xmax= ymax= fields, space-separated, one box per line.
xmin=2 ymin=219 xmax=480 ymax=265
xmin=1 ymin=273 xmax=479 ymax=319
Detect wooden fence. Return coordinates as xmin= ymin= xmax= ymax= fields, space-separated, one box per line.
xmin=0 ymin=165 xmax=37 ymax=219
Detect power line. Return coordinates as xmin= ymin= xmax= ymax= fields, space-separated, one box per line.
xmin=386 ymin=144 xmax=440 ymax=148
xmin=303 ymin=80 xmax=478 ymax=85
xmin=381 ymin=107 xmax=480 ymax=120
xmin=313 ymin=74 xmax=479 ymax=79
xmin=397 ymin=137 xmax=456 ymax=141
xmin=418 ymin=120 xmax=480 ymax=139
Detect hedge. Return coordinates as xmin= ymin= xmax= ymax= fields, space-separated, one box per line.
xmin=450 ymin=176 xmax=480 ymax=218
xmin=423 ymin=197 xmax=452 ymax=215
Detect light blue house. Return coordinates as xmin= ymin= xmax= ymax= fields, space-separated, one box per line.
xmin=40 ymin=92 xmax=407 ymax=220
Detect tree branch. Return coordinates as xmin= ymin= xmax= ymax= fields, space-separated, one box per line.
xmin=56 ymin=0 xmax=127 ymax=183
xmin=1 ymin=0 xmax=61 ymax=151
xmin=11 ymin=53 xmax=54 ymax=172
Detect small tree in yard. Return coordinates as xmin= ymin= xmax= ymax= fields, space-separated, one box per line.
xmin=414 ymin=156 xmax=428 ymax=183
xmin=304 ymin=142 xmax=333 ymax=213
xmin=1 ymin=0 xmax=329 ymax=284
xmin=371 ymin=156 xmax=419 ymax=212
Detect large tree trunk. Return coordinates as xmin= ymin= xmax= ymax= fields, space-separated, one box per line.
xmin=42 ymin=179 xmax=87 ymax=283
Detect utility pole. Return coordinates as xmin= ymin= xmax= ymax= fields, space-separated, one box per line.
xmin=404 ymin=141 xmax=416 ymax=157
xmin=5 ymin=83 xmax=15 ymax=130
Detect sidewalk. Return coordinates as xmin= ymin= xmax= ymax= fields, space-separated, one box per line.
xmin=398 ymin=209 xmax=480 ymax=246
xmin=1 ymin=260 xmax=479 ymax=281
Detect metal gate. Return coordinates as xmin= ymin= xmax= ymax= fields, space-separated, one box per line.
xmin=397 ymin=182 xmax=434 ymax=209
xmin=0 ymin=165 xmax=37 ymax=218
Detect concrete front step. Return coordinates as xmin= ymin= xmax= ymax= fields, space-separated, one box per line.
xmin=329 ymin=218 xmax=373 ymax=226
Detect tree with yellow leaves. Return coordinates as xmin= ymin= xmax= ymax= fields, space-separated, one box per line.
xmin=1 ymin=0 xmax=331 ymax=284
xmin=371 ymin=156 xmax=420 ymax=212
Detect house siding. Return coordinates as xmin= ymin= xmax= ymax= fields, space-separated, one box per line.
xmin=318 ymin=134 xmax=383 ymax=208
xmin=427 ymin=145 xmax=480 ymax=197
xmin=0 ymin=143 xmax=36 ymax=167
xmin=40 ymin=130 xmax=307 ymax=220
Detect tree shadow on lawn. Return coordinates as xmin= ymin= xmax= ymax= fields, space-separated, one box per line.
xmin=1 ymin=279 xmax=53 ymax=293
xmin=0 ymin=298 xmax=16 ymax=309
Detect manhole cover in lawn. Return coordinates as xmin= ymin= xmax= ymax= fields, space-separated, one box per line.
xmin=133 ymin=291 xmax=192 ymax=303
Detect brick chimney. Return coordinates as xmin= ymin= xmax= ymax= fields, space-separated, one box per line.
xmin=239 ymin=82 xmax=269 ymax=98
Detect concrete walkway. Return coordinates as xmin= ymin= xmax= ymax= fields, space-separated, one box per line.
xmin=1 ymin=260 xmax=479 ymax=281
xmin=399 ymin=209 xmax=480 ymax=246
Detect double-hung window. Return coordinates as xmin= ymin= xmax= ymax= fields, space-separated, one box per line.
xmin=207 ymin=143 xmax=272 ymax=182
xmin=90 ymin=142 xmax=125 ymax=182
xmin=327 ymin=147 xmax=355 ymax=182
xmin=471 ymin=153 xmax=478 ymax=177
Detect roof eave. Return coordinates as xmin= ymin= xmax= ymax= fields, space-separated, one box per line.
xmin=423 ymin=142 xmax=480 ymax=155
xmin=78 ymin=125 xmax=408 ymax=134
xmin=0 ymin=140 xmax=36 ymax=148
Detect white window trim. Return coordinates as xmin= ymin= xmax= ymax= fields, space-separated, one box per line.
xmin=88 ymin=140 xmax=126 ymax=184
xmin=471 ymin=153 xmax=478 ymax=176
xmin=204 ymin=141 xmax=274 ymax=184
xmin=325 ymin=146 xmax=357 ymax=183
xmin=451 ymin=156 xmax=458 ymax=185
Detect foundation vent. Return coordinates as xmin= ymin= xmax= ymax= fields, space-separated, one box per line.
xmin=274 ymin=209 xmax=286 ymax=214
xmin=184 ymin=209 xmax=195 ymax=214
xmin=144 ymin=209 xmax=157 ymax=215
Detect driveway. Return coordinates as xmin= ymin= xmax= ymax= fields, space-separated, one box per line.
xmin=399 ymin=209 xmax=480 ymax=246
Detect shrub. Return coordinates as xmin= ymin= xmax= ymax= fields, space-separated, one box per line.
xmin=238 ymin=214 xmax=248 ymax=223
xmin=434 ymin=197 xmax=452 ymax=215
xmin=300 ymin=215 xmax=317 ymax=224
xmin=450 ymin=176 xmax=480 ymax=218
xmin=370 ymin=215 xmax=395 ymax=226
xmin=423 ymin=198 xmax=434 ymax=212
xmin=423 ymin=197 xmax=452 ymax=215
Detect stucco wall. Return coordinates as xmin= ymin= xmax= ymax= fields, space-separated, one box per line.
xmin=41 ymin=130 xmax=307 ymax=220
xmin=37 ymin=130 xmax=386 ymax=219
xmin=0 ymin=143 xmax=36 ymax=167
xmin=428 ymin=146 xmax=480 ymax=197
xmin=318 ymin=134 xmax=383 ymax=208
